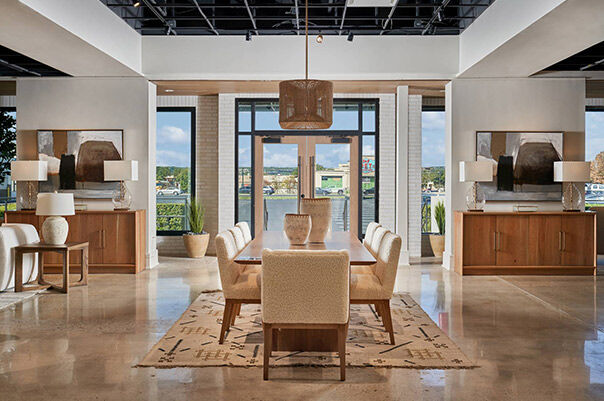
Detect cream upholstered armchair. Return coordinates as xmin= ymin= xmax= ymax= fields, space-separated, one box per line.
xmin=215 ymin=230 xmax=261 ymax=344
xmin=0 ymin=224 xmax=40 ymax=291
xmin=261 ymin=249 xmax=350 ymax=381
xmin=235 ymin=222 xmax=252 ymax=244
xmin=363 ymin=222 xmax=381 ymax=248
xmin=351 ymin=231 xmax=402 ymax=345
xmin=228 ymin=226 xmax=246 ymax=251
xmin=352 ymin=222 xmax=382 ymax=275
xmin=370 ymin=226 xmax=388 ymax=255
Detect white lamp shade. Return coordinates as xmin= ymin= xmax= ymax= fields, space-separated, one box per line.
xmin=36 ymin=193 xmax=75 ymax=216
xmin=104 ymin=160 xmax=138 ymax=181
xmin=553 ymin=161 xmax=591 ymax=182
xmin=10 ymin=161 xmax=48 ymax=181
xmin=459 ymin=161 xmax=493 ymax=183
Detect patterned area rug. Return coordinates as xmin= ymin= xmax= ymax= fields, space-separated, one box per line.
xmin=0 ymin=289 xmax=45 ymax=312
xmin=138 ymin=292 xmax=477 ymax=369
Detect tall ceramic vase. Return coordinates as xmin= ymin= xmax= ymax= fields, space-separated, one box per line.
xmin=300 ymin=198 xmax=331 ymax=243
xmin=283 ymin=214 xmax=311 ymax=245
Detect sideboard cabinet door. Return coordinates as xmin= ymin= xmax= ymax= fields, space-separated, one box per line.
xmin=102 ymin=213 xmax=136 ymax=265
xmin=495 ymin=215 xmax=529 ymax=266
xmin=528 ymin=215 xmax=562 ymax=266
xmin=463 ymin=215 xmax=496 ymax=266
xmin=561 ymin=215 xmax=595 ymax=266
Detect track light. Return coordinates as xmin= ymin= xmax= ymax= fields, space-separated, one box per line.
xmin=133 ymin=1 xmax=141 ymax=7
xmin=246 ymin=31 xmax=252 ymax=41
xmin=316 ymin=34 xmax=323 ymax=44
xmin=347 ymin=32 xmax=354 ymax=42
xmin=436 ymin=10 xmax=443 ymax=22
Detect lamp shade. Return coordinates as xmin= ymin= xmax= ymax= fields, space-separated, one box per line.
xmin=10 ymin=161 xmax=48 ymax=181
xmin=36 ymin=193 xmax=75 ymax=216
xmin=279 ymin=80 xmax=333 ymax=129
xmin=104 ymin=160 xmax=138 ymax=181
xmin=553 ymin=161 xmax=591 ymax=182
xmin=459 ymin=161 xmax=493 ymax=183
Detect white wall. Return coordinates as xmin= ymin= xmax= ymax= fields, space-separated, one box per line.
xmin=143 ymin=36 xmax=459 ymax=80
xmin=443 ymin=78 xmax=586 ymax=269
xmin=16 ymin=77 xmax=158 ymax=268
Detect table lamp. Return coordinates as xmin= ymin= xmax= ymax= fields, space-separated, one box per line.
xmin=10 ymin=160 xmax=48 ymax=210
xmin=36 ymin=193 xmax=75 ymax=244
xmin=459 ymin=161 xmax=493 ymax=211
xmin=104 ymin=160 xmax=138 ymax=210
xmin=553 ymin=161 xmax=591 ymax=212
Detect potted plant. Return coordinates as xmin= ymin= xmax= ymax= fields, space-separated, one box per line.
xmin=183 ymin=197 xmax=209 ymax=258
xmin=429 ymin=201 xmax=445 ymax=258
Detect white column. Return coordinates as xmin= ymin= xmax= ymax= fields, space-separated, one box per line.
xmin=395 ymin=86 xmax=410 ymax=265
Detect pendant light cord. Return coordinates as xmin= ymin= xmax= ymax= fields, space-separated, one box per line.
xmin=305 ymin=0 xmax=308 ymax=80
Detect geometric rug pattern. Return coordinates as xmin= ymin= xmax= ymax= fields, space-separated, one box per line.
xmin=137 ymin=292 xmax=477 ymax=369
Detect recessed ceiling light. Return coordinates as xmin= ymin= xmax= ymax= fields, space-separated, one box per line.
xmin=133 ymin=1 xmax=141 ymax=7
xmin=316 ymin=34 xmax=323 ymax=44
xmin=165 ymin=89 xmax=174 ymax=93
xmin=346 ymin=0 xmax=396 ymax=7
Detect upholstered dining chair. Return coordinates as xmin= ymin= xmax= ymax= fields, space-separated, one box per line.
xmin=215 ymin=230 xmax=261 ymax=344
xmin=261 ymin=249 xmax=350 ymax=381
xmin=363 ymin=222 xmax=381 ymax=248
xmin=236 ymin=222 xmax=252 ymax=244
xmin=229 ymin=226 xmax=247 ymax=252
xmin=370 ymin=226 xmax=388 ymax=255
xmin=351 ymin=231 xmax=402 ymax=345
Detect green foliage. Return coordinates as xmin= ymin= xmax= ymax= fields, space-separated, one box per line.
xmin=422 ymin=166 xmax=445 ymax=190
xmin=421 ymin=202 xmax=431 ymax=233
xmin=156 ymin=166 xmax=190 ymax=193
xmin=0 ymin=111 xmax=16 ymax=182
xmin=157 ymin=203 xmax=186 ymax=231
xmin=434 ymin=201 xmax=445 ymax=235
xmin=187 ymin=197 xmax=205 ymax=234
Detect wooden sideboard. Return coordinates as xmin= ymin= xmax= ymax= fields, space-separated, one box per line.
xmin=454 ymin=211 xmax=596 ymax=275
xmin=4 ymin=210 xmax=146 ymax=274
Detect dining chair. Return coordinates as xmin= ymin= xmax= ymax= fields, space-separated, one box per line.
xmin=363 ymin=222 xmax=381 ymax=248
xmin=236 ymin=222 xmax=252 ymax=244
xmin=229 ymin=226 xmax=247 ymax=252
xmin=215 ymin=230 xmax=261 ymax=344
xmin=370 ymin=226 xmax=388 ymax=255
xmin=261 ymin=249 xmax=350 ymax=381
xmin=351 ymin=231 xmax=402 ymax=345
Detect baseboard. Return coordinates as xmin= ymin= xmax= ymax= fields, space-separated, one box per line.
xmin=147 ymin=250 xmax=159 ymax=269
xmin=442 ymin=251 xmax=454 ymax=270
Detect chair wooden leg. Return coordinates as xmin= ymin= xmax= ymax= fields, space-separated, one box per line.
xmin=235 ymin=303 xmax=241 ymax=317
xmin=338 ymin=324 xmax=347 ymax=381
xmin=263 ymin=323 xmax=272 ymax=380
xmin=380 ymin=300 xmax=395 ymax=345
xmin=219 ymin=300 xmax=233 ymax=344
xmin=374 ymin=304 xmax=381 ymax=317
xmin=230 ymin=302 xmax=239 ymax=326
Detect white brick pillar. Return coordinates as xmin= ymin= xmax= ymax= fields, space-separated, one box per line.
xmin=408 ymin=95 xmax=422 ymax=258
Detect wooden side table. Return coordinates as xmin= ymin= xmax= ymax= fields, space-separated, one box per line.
xmin=14 ymin=242 xmax=89 ymax=294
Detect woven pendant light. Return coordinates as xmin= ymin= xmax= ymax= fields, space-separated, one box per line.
xmin=279 ymin=0 xmax=333 ymax=129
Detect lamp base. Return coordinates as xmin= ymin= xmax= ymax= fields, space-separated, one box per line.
xmin=112 ymin=181 xmax=132 ymax=210
xmin=42 ymin=216 xmax=69 ymax=245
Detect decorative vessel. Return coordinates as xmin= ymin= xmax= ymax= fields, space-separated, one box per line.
xmin=300 ymin=198 xmax=331 ymax=243
xmin=283 ymin=214 xmax=311 ymax=245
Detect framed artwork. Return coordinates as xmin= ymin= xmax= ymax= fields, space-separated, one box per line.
xmin=476 ymin=131 xmax=563 ymax=201
xmin=38 ymin=130 xmax=123 ymax=199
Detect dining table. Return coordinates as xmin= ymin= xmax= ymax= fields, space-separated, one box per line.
xmin=234 ymin=230 xmax=377 ymax=352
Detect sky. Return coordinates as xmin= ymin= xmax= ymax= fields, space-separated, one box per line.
xmin=586 ymin=111 xmax=604 ymax=162
xmin=422 ymin=111 xmax=446 ymax=168
xmin=156 ymin=111 xmax=192 ymax=167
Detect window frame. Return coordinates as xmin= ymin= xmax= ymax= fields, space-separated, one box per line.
xmin=156 ymin=106 xmax=196 ymax=236
xmin=234 ymin=98 xmax=379 ymax=239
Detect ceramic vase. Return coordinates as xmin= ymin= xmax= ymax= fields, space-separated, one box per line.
xmin=183 ymin=233 xmax=210 ymax=258
xmin=283 ymin=214 xmax=311 ymax=245
xmin=300 ymin=198 xmax=331 ymax=243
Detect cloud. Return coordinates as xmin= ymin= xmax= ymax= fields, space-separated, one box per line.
xmin=158 ymin=125 xmax=188 ymax=144
xmin=264 ymin=152 xmax=298 ymax=167
xmin=157 ymin=150 xmax=189 ymax=167
xmin=422 ymin=111 xmax=446 ymax=131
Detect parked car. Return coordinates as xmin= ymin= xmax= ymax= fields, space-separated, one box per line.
xmin=315 ymin=187 xmax=331 ymax=196
xmin=263 ymin=186 xmax=275 ymax=195
xmin=157 ymin=188 xmax=181 ymax=196
xmin=239 ymin=185 xmax=251 ymax=194
xmin=363 ymin=187 xmax=375 ymax=197
xmin=329 ymin=187 xmax=345 ymax=195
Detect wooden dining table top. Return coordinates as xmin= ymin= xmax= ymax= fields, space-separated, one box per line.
xmin=234 ymin=231 xmax=377 ymax=265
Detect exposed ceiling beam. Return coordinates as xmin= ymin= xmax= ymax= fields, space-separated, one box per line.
xmin=243 ymin=0 xmax=258 ymax=35
xmin=141 ymin=0 xmax=177 ymax=35
xmin=191 ymin=0 xmax=219 ymax=36
xmin=380 ymin=0 xmax=400 ymax=36
xmin=339 ymin=1 xmax=348 ymax=35
xmin=294 ymin=0 xmax=300 ymax=35
xmin=580 ymin=57 xmax=604 ymax=71
xmin=104 ymin=3 xmax=489 ymax=9
xmin=422 ymin=0 xmax=452 ymax=35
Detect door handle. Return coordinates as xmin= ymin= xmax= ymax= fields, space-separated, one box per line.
xmin=493 ymin=232 xmax=497 ymax=251
xmin=297 ymin=155 xmax=302 ymax=213
xmin=558 ymin=231 xmax=562 ymax=251
xmin=102 ymin=230 xmax=106 ymax=249
xmin=562 ymin=231 xmax=566 ymax=251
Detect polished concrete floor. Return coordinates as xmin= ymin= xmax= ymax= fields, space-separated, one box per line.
xmin=0 ymin=257 xmax=603 ymax=401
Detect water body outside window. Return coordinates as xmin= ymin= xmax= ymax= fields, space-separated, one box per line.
xmin=586 ymin=110 xmax=604 ymax=207
xmin=421 ymin=111 xmax=446 ymax=234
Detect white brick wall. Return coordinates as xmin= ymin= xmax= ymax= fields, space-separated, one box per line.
xmin=408 ymin=95 xmax=422 ymax=258
xmin=218 ymin=94 xmax=236 ymax=233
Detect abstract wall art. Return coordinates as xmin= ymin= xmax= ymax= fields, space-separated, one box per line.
xmin=38 ymin=130 xmax=123 ymax=199
xmin=476 ymin=131 xmax=563 ymax=201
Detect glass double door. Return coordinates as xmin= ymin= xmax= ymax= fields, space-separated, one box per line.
xmin=253 ymin=135 xmax=359 ymax=236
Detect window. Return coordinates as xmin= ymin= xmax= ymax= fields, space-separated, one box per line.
xmin=586 ymin=106 xmax=604 ymax=208
xmin=156 ymin=107 xmax=195 ymax=235
xmin=0 ymin=108 xmax=16 ymax=220
xmin=421 ymin=108 xmax=446 ymax=234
